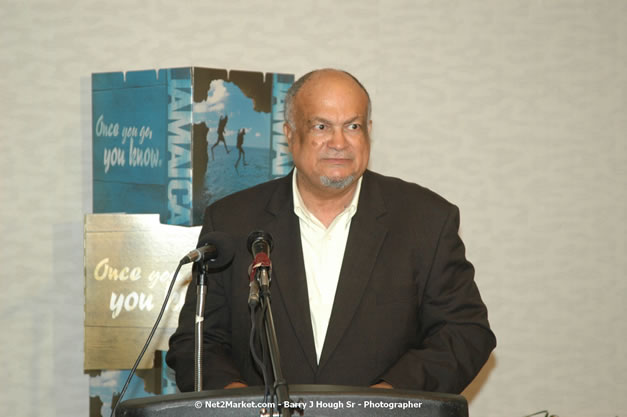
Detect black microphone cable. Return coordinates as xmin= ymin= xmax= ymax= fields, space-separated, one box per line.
xmin=249 ymin=301 xmax=272 ymax=404
xmin=109 ymin=260 xmax=183 ymax=417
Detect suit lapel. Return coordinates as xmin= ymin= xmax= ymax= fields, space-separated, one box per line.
xmin=262 ymin=173 xmax=318 ymax=373
xmin=318 ymin=171 xmax=388 ymax=370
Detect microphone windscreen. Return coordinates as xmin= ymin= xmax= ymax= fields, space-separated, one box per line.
xmin=196 ymin=231 xmax=234 ymax=268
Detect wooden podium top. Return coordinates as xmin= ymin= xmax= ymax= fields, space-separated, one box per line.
xmin=117 ymin=384 xmax=468 ymax=417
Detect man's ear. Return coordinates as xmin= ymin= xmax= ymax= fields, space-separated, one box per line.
xmin=284 ymin=122 xmax=294 ymax=150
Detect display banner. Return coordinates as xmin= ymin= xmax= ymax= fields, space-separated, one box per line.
xmin=92 ymin=67 xmax=295 ymax=226
xmin=88 ymin=66 xmax=294 ymax=417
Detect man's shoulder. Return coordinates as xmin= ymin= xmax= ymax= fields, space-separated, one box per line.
xmin=364 ymin=170 xmax=454 ymax=211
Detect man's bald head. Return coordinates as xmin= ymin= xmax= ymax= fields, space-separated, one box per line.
xmin=284 ymin=69 xmax=372 ymax=129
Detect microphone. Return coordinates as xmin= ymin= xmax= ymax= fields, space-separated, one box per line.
xmin=247 ymin=230 xmax=273 ymax=258
xmin=180 ymin=231 xmax=234 ymax=267
xmin=247 ymin=231 xmax=273 ymax=301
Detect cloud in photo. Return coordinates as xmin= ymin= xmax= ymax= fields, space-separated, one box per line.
xmin=194 ymin=79 xmax=229 ymax=113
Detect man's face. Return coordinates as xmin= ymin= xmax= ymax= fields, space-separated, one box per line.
xmin=284 ymin=71 xmax=372 ymax=196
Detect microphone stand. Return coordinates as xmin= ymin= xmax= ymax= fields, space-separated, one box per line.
xmin=194 ymin=263 xmax=208 ymax=392
xmin=257 ymin=267 xmax=293 ymax=417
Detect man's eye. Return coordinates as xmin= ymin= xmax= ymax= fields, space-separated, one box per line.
xmin=313 ymin=123 xmax=326 ymax=130
xmin=347 ymin=123 xmax=360 ymax=130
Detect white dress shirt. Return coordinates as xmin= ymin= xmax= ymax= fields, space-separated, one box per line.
xmin=292 ymin=169 xmax=362 ymax=363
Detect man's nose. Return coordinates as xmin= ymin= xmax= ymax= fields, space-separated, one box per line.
xmin=327 ymin=127 xmax=348 ymax=150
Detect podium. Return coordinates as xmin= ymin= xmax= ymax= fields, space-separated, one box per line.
xmin=115 ymin=384 xmax=468 ymax=416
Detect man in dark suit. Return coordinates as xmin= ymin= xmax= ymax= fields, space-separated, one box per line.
xmin=166 ymin=69 xmax=496 ymax=394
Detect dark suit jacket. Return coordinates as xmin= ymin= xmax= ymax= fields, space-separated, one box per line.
xmin=166 ymin=170 xmax=496 ymax=394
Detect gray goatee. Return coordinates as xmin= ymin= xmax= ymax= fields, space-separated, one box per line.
xmin=320 ymin=175 xmax=355 ymax=189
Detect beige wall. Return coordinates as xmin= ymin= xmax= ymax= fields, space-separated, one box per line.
xmin=1 ymin=1 xmax=625 ymax=416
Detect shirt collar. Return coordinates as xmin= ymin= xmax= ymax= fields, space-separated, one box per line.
xmin=292 ymin=168 xmax=362 ymax=227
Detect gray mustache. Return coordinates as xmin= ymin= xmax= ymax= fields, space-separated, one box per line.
xmin=320 ymin=153 xmax=354 ymax=159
